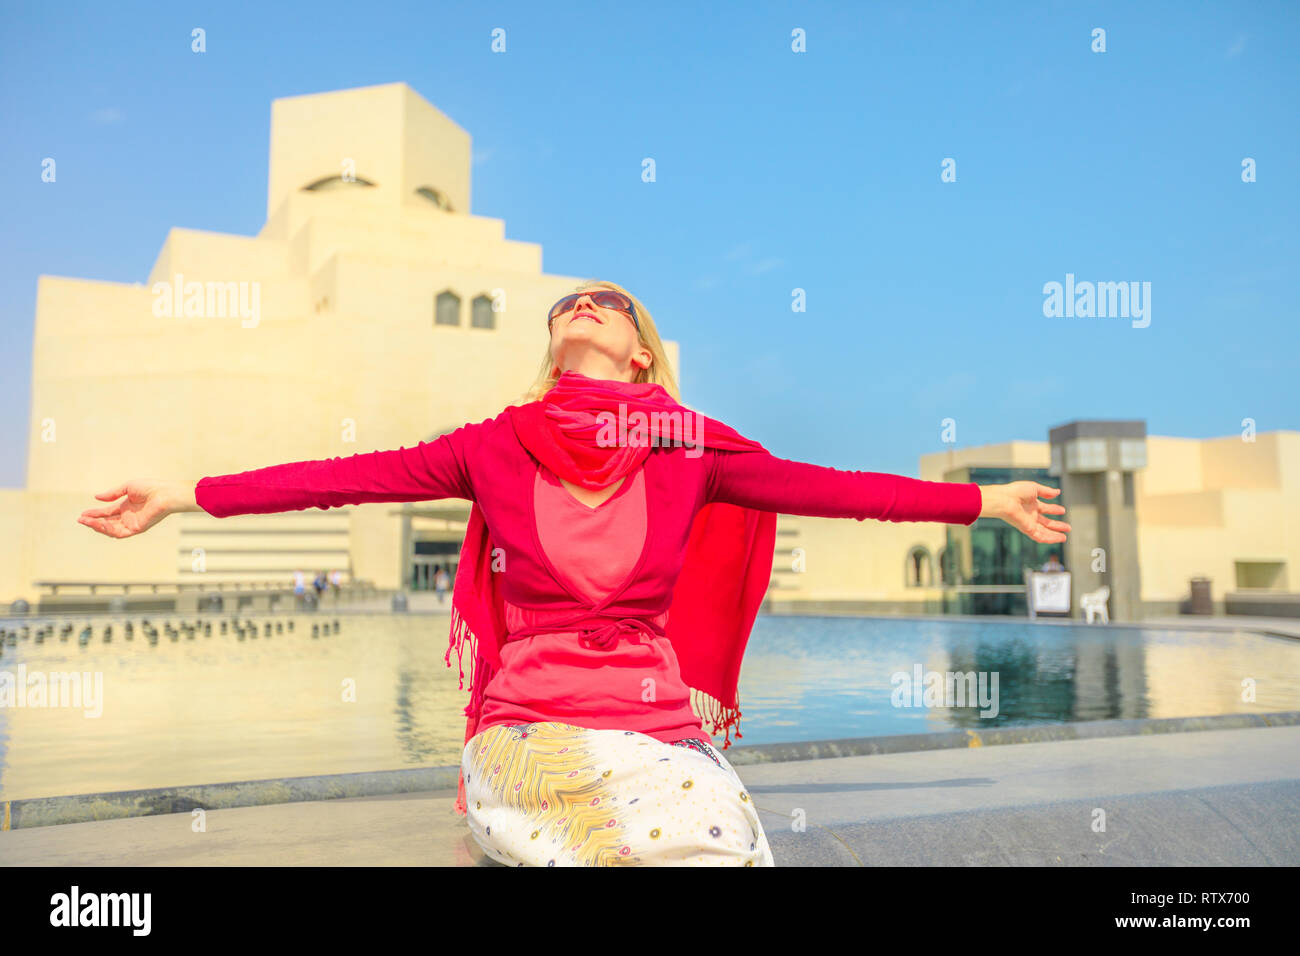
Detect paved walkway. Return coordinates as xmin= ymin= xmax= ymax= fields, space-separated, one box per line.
xmin=1140 ymin=614 xmax=1300 ymax=639
xmin=4 ymin=726 xmax=1296 ymax=866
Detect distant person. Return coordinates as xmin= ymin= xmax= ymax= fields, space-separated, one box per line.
xmin=329 ymin=569 xmax=342 ymax=593
xmin=293 ymin=569 xmax=306 ymax=608
xmin=313 ymin=571 xmax=327 ymax=598
xmin=1041 ymin=553 xmax=1064 ymax=572
xmin=434 ymin=564 xmax=450 ymax=604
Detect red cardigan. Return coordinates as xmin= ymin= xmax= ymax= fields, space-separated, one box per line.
xmin=195 ymin=409 xmax=982 ymax=621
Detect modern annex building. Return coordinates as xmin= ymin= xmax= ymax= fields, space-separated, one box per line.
xmin=3 ymin=83 xmax=1297 ymax=621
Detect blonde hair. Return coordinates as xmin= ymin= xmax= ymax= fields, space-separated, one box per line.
xmin=522 ymin=279 xmax=680 ymax=403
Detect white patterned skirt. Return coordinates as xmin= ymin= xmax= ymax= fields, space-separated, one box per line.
xmin=462 ymin=721 xmax=774 ymax=866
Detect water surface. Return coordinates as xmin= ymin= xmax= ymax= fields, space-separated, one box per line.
xmin=1 ymin=612 xmax=1297 ymax=801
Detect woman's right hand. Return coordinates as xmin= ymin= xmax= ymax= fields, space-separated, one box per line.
xmin=78 ymin=480 xmax=200 ymax=539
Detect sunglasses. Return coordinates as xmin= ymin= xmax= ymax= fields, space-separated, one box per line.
xmin=547 ymin=290 xmax=640 ymax=334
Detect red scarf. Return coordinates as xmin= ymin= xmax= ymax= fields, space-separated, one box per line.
xmin=445 ymin=370 xmax=777 ymax=815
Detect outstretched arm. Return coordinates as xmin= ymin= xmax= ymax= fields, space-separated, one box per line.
xmin=78 ymin=422 xmax=482 ymax=539
xmin=193 ymin=428 xmax=476 ymax=517
xmin=706 ymin=449 xmax=1069 ymax=542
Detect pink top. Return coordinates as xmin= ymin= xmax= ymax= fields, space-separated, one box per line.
xmin=477 ymin=463 xmax=708 ymax=743
xmin=194 ymin=408 xmax=985 ymax=744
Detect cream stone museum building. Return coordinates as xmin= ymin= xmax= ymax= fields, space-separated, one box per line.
xmin=3 ymin=83 xmax=1296 ymax=622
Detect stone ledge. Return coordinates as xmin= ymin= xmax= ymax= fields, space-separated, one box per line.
xmin=6 ymin=711 xmax=1296 ymax=831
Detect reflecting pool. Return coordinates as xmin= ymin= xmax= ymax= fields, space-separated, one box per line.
xmin=1 ymin=612 xmax=1297 ymax=801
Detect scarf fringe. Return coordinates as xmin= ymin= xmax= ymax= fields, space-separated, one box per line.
xmin=445 ymin=604 xmax=495 ymax=816
xmin=692 ymin=687 xmax=743 ymax=749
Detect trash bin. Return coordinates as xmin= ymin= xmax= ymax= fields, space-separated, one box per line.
xmin=1189 ymin=577 xmax=1212 ymax=615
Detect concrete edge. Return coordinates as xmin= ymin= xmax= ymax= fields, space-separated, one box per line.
xmin=2 ymin=766 xmax=462 ymax=831
xmin=4 ymin=711 xmax=1298 ymax=832
xmin=720 ymin=711 xmax=1300 ymax=765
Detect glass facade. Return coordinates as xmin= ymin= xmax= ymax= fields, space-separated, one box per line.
xmin=942 ymin=466 xmax=1066 ymax=615
xmin=411 ymin=540 xmax=460 ymax=591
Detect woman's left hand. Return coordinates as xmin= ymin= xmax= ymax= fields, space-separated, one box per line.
xmin=978 ymin=482 xmax=1070 ymax=543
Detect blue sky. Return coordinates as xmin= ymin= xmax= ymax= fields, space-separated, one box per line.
xmin=1 ymin=0 xmax=1296 ymax=487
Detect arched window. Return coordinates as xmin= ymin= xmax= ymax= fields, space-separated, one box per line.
xmin=435 ymin=290 xmax=461 ymax=327
xmin=471 ymin=294 xmax=495 ymax=329
xmin=414 ymin=186 xmax=454 ymax=211
xmin=301 ymin=174 xmax=377 ymax=191
xmin=905 ymin=546 xmax=934 ymax=587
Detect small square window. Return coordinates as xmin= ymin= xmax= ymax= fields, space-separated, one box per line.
xmin=1066 ymin=438 xmax=1107 ymax=471
xmin=1119 ymin=438 xmax=1147 ymax=470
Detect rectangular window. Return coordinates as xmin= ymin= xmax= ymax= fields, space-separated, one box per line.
xmin=1118 ymin=438 xmax=1147 ymax=470
xmin=1065 ymin=438 xmax=1107 ymax=471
